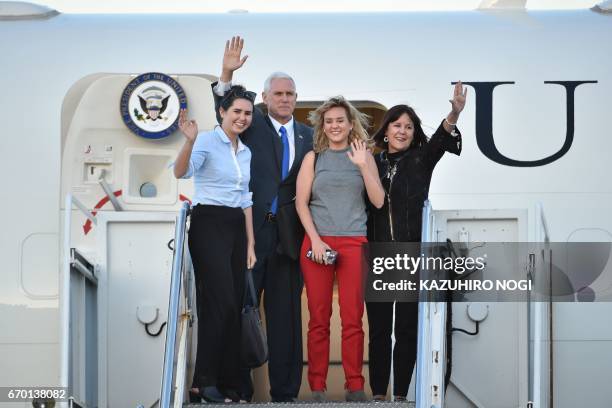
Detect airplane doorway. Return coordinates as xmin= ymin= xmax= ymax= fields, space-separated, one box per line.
xmin=258 ymin=100 xmax=388 ymax=138
xmin=252 ymin=100 xmax=389 ymax=402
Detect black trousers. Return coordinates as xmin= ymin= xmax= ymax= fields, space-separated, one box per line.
xmin=365 ymin=301 xmax=419 ymax=397
xmin=189 ymin=205 xmax=246 ymax=391
xmin=240 ymin=220 xmax=303 ymax=401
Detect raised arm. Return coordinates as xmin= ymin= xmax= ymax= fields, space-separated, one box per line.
xmin=211 ymin=36 xmax=249 ymax=123
xmin=173 ymin=109 xmax=200 ymax=178
xmin=347 ymin=140 xmax=385 ymax=209
xmin=423 ymin=82 xmax=467 ymax=167
xmin=295 ymin=152 xmax=331 ymax=264
xmin=442 ymin=81 xmax=467 ymax=133
xmin=220 ymin=36 xmax=248 ymax=83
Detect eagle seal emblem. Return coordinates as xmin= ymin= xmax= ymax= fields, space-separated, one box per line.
xmin=120 ymin=72 xmax=187 ymax=139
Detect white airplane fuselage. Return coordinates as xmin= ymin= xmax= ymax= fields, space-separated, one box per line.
xmin=1 ymin=6 xmax=611 ymax=407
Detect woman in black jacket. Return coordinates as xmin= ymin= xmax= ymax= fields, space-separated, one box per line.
xmin=366 ymin=82 xmax=466 ymax=402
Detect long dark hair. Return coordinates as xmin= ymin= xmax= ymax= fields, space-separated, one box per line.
xmin=372 ymin=104 xmax=427 ymax=150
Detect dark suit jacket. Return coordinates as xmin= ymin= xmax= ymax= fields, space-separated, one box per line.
xmin=211 ymin=82 xmax=314 ymax=234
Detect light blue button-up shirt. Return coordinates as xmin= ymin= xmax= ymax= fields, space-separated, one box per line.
xmin=179 ymin=126 xmax=252 ymax=209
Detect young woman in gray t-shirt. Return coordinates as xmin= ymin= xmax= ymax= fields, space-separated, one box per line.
xmin=295 ymin=96 xmax=384 ymax=402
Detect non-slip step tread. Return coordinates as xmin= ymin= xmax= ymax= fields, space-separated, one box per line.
xmin=185 ymin=402 xmax=416 ymax=407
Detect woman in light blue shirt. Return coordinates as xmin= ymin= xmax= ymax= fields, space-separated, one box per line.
xmin=173 ymin=85 xmax=256 ymax=403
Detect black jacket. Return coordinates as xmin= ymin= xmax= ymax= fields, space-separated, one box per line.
xmin=211 ymin=82 xmax=314 ymax=233
xmin=367 ymin=121 xmax=462 ymax=242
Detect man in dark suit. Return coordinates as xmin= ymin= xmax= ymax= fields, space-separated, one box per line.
xmin=211 ymin=36 xmax=313 ymax=402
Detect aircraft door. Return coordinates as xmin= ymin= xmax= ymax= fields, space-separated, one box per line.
xmin=59 ymin=73 xmax=217 ymax=407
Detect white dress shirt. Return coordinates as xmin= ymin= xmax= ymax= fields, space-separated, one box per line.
xmin=268 ymin=115 xmax=295 ymax=170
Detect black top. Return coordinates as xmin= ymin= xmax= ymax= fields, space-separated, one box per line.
xmin=367 ymin=121 xmax=462 ymax=242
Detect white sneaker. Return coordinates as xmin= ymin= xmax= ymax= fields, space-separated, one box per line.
xmin=312 ymin=391 xmax=328 ymax=402
xmin=345 ymin=389 xmax=367 ymax=402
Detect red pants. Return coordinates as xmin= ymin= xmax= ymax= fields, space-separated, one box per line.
xmin=300 ymin=235 xmax=367 ymax=392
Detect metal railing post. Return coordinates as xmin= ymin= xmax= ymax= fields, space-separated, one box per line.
xmin=416 ymin=200 xmax=447 ymax=408
xmin=160 ymin=201 xmax=190 ymax=408
xmin=60 ymin=194 xmax=73 ymax=405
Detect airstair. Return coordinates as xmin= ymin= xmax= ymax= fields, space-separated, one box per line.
xmin=60 ymin=197 xmax=195 ymax=408
xmin=59 ymin=197 xmax=552 ymax=408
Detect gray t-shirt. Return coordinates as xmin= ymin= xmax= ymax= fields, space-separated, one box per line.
xmin=309 ymin=148 xmax=367 ymax=236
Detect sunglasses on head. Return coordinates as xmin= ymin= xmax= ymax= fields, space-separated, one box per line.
xmin=224 ymin=88 xmax=256 ymax=104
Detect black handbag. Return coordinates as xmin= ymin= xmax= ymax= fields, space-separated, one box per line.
xmin=241 ymin=269 xmax=268 ymax=368
xmin=276 ymin=200 xmax=305 ymax=260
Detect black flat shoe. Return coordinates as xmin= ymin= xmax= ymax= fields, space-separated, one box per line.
xmin=220 ymin=388 xmax=241 ymax=403
xmin=273 ymin=396 xmax=298 ymax=403
xmin=194 ymin=386 xmax=227 ymax=403
xmin=189 ymin=389 xmax=202 ymax=403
